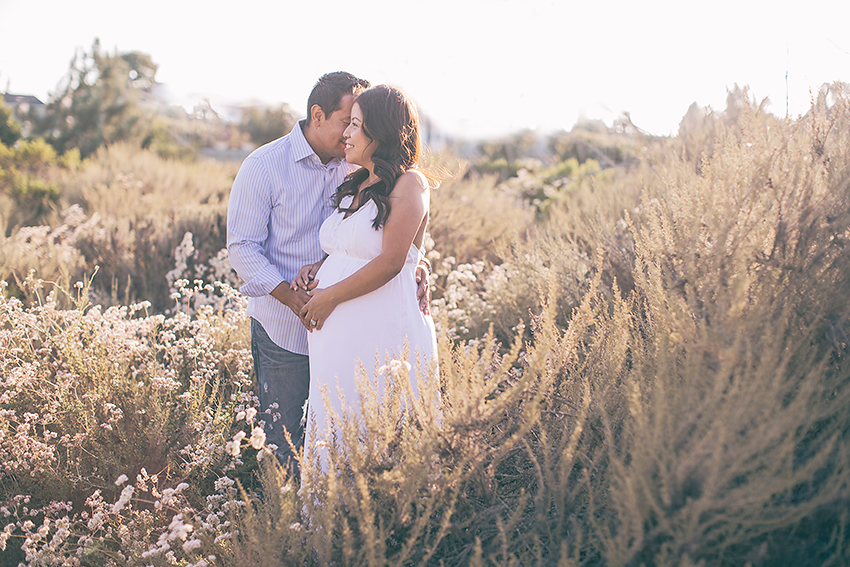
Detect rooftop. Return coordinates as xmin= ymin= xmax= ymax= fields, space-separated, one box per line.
xmin=3 ymin=93 xmax=44 ymax=106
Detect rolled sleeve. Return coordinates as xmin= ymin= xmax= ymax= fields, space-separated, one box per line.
xmin=230 ymin=246 xmax=285 ymax=296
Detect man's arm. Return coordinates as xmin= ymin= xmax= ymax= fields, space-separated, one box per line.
xmin=227 ymin=157 xmax=308 ymax=312
xmin=227 ymin=160 xmax=315 ymax=330
xmin=415 ymin=258 xmax=431 ymax=315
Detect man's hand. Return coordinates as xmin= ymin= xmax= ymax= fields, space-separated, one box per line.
xmin=415 ymin=263 xmax=431 ymax=315
xmin=270 ymin=282 xmax=313 ymax=330
xmin=291 ymin=262 xmax=322 ymax=291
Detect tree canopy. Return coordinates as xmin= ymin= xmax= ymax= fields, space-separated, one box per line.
xmin=240 ymin=103 xmax=298 ymax=147
xmin=0 ymin=99 xmax=22 ymax=146
xmin=35 ymin=39 xmax=159 ymax=158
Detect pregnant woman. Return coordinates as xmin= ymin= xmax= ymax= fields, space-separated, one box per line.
xmin=293 ymin=85 xmax=437 ymax=457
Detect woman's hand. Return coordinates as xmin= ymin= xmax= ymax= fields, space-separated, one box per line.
xmin=300 ymin=287 xmax=338 ymax=331
xmin=291 ymin=261 xmax=323 ymax=291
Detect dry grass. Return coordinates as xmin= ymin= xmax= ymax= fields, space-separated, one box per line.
xmin=2 ymin=86 xmax=850 ymax=566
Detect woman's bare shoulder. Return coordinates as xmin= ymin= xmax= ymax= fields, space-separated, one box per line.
xmin=394 ymin=170 xmax=429 ymax=193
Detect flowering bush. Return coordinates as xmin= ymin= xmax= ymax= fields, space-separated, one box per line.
xmin=0 ymin=270 xmax=255 ymax=565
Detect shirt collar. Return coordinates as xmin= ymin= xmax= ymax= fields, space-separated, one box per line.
xmin=291 ymin=119 xmax=342 ymax=169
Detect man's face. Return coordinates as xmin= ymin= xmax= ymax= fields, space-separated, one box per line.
xmin=313 ymin=94 xmax=355 ymax=162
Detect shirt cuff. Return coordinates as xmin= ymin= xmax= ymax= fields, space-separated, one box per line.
xmin=238 ymin=264 xmax=286 ymax=297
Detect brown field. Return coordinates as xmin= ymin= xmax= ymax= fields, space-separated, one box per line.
xmin=1 ymin=85 xmax=849 ymax=566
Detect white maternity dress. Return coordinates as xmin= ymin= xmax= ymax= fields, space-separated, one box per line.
xmin=306 ymin=194 xmax=437 ymax=445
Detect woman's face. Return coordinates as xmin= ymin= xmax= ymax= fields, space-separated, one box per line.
xmin=343 ymin=102 xmax=375 ymax=168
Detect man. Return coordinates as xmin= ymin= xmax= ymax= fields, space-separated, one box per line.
xmin=227 ymin=72 xmax=430 ymax=472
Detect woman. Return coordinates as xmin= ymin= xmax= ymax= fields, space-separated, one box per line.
xmin=292 ymin=85 xmax=437 ymax=452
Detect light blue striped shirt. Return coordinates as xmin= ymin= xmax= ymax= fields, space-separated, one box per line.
xmin=227 ymin=121 xmax=354 ymax=355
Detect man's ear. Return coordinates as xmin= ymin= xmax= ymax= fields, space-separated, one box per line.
xmin=310 ymin=104 xmax=325 ymax=126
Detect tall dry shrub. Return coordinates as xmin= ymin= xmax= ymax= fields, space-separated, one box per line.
xmin=225 ymin=275 xmax=609 ymax=566
xmin=60 ymin=143 xmax=238 ymax=311
xmin=430 ymin=162 xmax=640 ymax=346
xmin=427 ymin=173 xmax=534 ymax=267
xmin=227 ymin=89 xmax=850 ymax=566
xmin=592 ymin=85 xmax=850 ymax=566
xmin=1 ymin=143 xmax=239 ymax=311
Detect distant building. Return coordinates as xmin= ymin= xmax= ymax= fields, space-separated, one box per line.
xmin=3 ymin=93 xmax=46 ymax=137
xmin=3 ymin=93 xmax=45 ymax=117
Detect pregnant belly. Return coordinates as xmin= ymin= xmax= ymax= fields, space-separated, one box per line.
xmin=315 ymin=253 xmax=370 ymax=288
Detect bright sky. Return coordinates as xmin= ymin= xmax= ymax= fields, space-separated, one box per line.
xmin=1 ymin=0 xmax=848 ymax=140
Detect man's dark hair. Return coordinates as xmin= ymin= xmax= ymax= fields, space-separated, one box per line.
xmin=306 ymin=72 xmax=370 ymax=125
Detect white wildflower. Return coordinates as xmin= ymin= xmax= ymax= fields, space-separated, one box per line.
xmin=112 ymin=485 xmax=135 ymax=514
xmin=214 ymin=476 xmax=234 ymax=491
xmin=167 ymin=514 xmax=193 ymax=541
xmin=378 ymin=359 xmax=412 ymax=378
xmin=249 ymin=426 xmax=266 ymax=450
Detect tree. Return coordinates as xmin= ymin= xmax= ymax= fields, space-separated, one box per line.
xmin=0 ymin=138 xmax=61 ymax=232
xmin=35 ymin=39 xmax=159 ymax=157
xmin=239 ymin=103 xmax=298 ymax=147
xmin=0 ymin=98 xmax=22 ymax=146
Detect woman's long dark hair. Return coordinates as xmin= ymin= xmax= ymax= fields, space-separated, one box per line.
xmin=335 ymin=85 xmax=421 ymax=229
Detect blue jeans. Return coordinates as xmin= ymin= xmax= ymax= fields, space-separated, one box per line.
xmin=250 ymin=318 xmax=309 ymax=473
